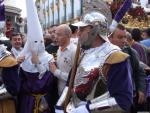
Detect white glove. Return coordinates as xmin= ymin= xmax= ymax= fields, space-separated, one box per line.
xmin=55 ymin=106 xmax=64 ymax=113
xmin=0 ymin=84 xmax=12 ymax=100
xmin=70 ymin=105 xmax=90 ymax=113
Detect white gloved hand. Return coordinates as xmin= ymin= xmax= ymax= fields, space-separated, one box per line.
xmin=55 ymin=106 xmax=64 ymax=113
xmin=70 ymin=105 xmax=90 ymax=113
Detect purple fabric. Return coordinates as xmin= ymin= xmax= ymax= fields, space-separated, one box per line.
xmin=146 ymin=75 xmax=150 ymax=97
xmin=18 ymin=68 xmax=58 ymax=113
xmin=0 ymin=0 xmax=5 ymax=21
xmin=0 ymin=0 xmax=4 ymax=5
xmin=114 ymin=0 xmax=132 ymax=22
xmin=2 ymin=65 xmax=20 ymax=96
xmin=107 ymin=59 xmax=133 ymax=111
xmin=132 ymin=42 xmax=148 ymax=64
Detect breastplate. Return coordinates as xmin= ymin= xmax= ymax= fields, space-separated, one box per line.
xmin=73 ymin=42 xmax=120 ymax=102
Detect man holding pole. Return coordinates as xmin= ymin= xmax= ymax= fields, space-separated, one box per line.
xmin=55 ymin=10 xmax=133 ymax=113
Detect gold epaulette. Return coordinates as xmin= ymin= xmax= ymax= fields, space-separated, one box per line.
xmin=105 ymin=51 xmax=129 ymax=64
xmin=0 ymin=56 xmax=18 ymax=68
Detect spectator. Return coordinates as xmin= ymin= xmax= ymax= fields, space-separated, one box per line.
xmin=49 ymin=24 xmax=76 ymax=95
xmin=109 ymin=24 xmax=147 ymax=112
xmin=16 ymin=17 xmax=25 ymax=34
xmin=126 ymin=31 xmax=148 ymax=65
xmin=131 ymin=28 xmax=143 ymax=42
xmin=10 ymin=32 xmax=23 ymax=58
xmin=140 ymin=28 xmax=150 ymax=47
xmin=5 ymin=19 xmax=14 ymax=39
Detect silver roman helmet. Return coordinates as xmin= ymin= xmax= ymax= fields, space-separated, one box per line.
xmin=72 ymin=11 xmax=110 ymax=42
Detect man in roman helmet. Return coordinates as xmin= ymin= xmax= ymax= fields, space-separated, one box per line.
xmin=54 ymin=11 xmax=133 ymax=113
xmin=0 ymin=44 xmax=20 ymax=113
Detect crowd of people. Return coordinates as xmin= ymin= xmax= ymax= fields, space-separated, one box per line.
xmin=0 ymin=0 xmax=150 ymax=113
xmin=0 ymin=16 xmax=150 ymax=113
xmin=4 ymin=17 xmax=26 ymax=39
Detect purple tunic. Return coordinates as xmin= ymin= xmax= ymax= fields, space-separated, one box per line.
xmin=107 ymin=60 xmax=133 ymax=111
xmin=18 ymin=68 xmax=58 ymax=113
xmin=2 ymin=65 xmax=20 ymax=96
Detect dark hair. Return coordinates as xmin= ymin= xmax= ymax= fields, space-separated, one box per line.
xmin=50 ymin=25 xmax=58 ymax=28
xmin=69 ymin=24 xmax=78 ymax=34
xmin=10 ymin=32 xmax=21 ymax=40
xmin=18 ymin=17 xmax=23 ymax=22
xmin=117 ymin=24 xmax=125 ymax=30
xmin=6 ymin=18 xmax=11 ymax=22
xmin=131 ymin=28 xmax=142 ymax=42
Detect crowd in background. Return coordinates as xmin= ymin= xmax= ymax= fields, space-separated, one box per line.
xmin=0 ymin=16 xmax=150 ymax=113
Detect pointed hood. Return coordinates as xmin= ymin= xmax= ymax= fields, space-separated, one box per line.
xmin=26 ymin=0 xmax=44 ymax=42
xmin=20 ymin=0 xmax=54 ymax=73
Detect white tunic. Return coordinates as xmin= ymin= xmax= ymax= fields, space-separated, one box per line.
xmin=11 ymin=47 xmax=23 ymax=58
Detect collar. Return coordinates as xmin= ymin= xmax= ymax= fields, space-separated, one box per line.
xmin=60 ymin=42 xmax=73 ymax=52
xmin=83 ymin=42 xmax=111 ymax=54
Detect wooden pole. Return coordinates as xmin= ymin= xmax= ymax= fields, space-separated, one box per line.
xmin=63 ymin=41 xmax=80 ymax=112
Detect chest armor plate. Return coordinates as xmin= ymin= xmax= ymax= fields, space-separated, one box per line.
xmin=73 ymin=42 xmax=120 ymax=100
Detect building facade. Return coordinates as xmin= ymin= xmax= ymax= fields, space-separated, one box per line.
xmin=36 ymin=0 xmax=83 ymax=28
xmin=4 ymin=0 xmax=21 ymax=25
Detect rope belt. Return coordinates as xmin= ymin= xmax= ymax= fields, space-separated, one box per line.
xmin=32 ymin=93 xmax=46 ymax=113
